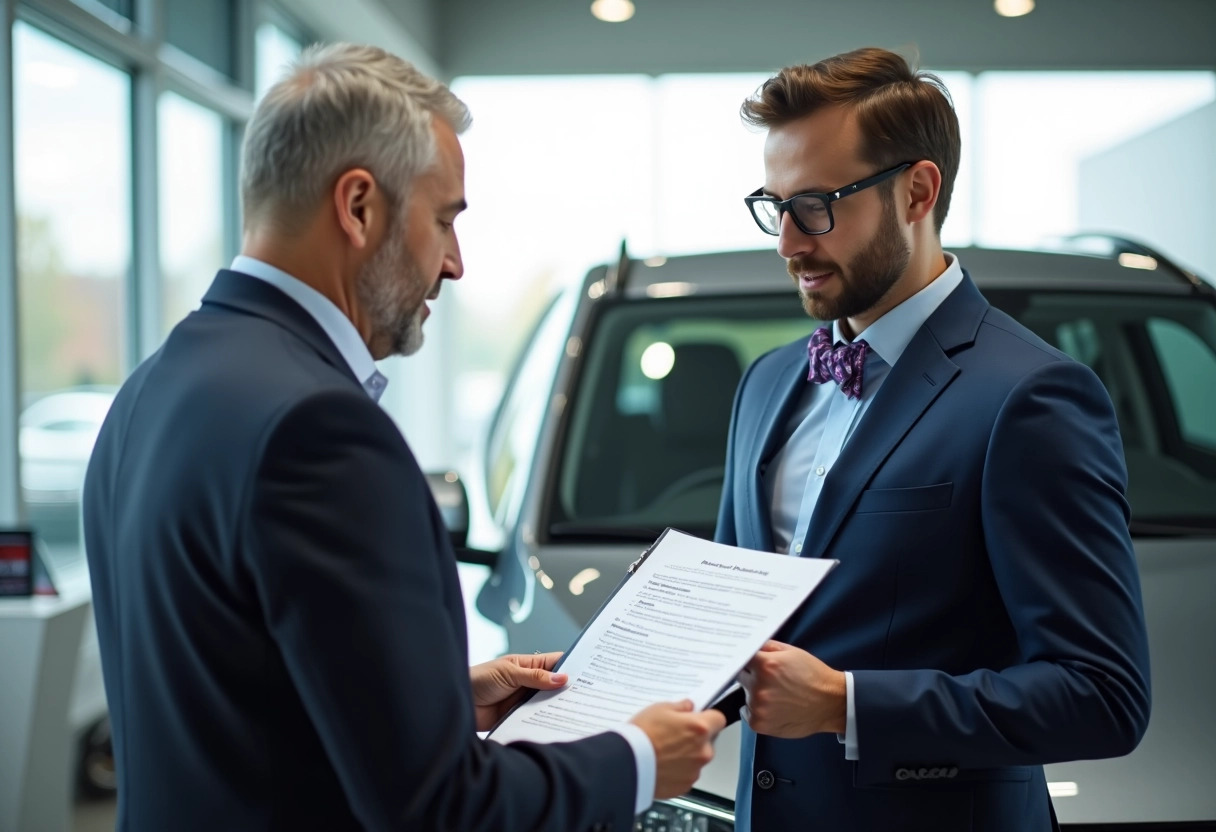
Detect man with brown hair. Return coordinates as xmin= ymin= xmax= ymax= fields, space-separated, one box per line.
xmin=717 ymin=47 xmax=1150 ymax=830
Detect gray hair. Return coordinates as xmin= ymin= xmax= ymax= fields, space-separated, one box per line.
xmin=240 ymin=43 xmax=471 ymax=231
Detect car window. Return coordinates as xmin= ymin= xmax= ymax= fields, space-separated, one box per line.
xmin=1002 ymin=290 xmax=1216 ymax=530
xmin=484 ymin=290 xmax=577 ymax=525
xmin=550 ymin=295 xmax=812 ymax=540
xmin=547 ymin=289 xmax=1216 ymax=540
xmin=1146 ymin=317 xmax=1216 ymax=451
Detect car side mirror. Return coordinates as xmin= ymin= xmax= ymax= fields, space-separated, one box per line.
xmin=425 ymin=471 xmax=470 ymax=549
xmin=424 ymin=471 xmax=497 ymax=566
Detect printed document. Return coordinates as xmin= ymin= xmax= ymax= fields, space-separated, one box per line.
xmin=488 ymin=529 xmax=836 ymax=744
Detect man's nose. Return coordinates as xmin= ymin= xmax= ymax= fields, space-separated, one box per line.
xmin=443 ymin=241 xmax=464 ymax=282
xmin=776 ymin=212 xmax=817 ymax=260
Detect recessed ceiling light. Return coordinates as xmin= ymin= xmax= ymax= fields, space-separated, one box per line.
xmin=591 ymin=0 xmax=636 ymax=23
xmin=995 ymin=0 xmax=1035 ymax=16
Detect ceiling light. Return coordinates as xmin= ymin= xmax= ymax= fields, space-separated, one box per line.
xmin=591 ymin=0 xmax=636 ymax=23
xmin=994 ymin=0 xmax=1034 ymax=16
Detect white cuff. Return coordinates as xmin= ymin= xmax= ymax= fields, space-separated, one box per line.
xmin=613 ymin=724 xmax=657 ymax=815
xmin=844 ymin=670 xmax=859 ymax=760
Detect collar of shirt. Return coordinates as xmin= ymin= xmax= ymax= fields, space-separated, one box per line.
xmin=230 ymin=255 xmax=389 ymax=402
xmin=831 ymin=252 xmax=965 ymax=367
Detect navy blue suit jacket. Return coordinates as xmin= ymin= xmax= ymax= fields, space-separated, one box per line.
xmin=83 ymin=271 xmax=636 ymax=831
xmin=715 ymin=274 xmax=1151 ymax=832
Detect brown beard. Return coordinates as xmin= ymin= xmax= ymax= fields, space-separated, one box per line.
xmin=787 ymin=193 xmax=910 ymax=323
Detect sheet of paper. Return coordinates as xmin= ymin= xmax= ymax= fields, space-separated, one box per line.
xmin=488 ymin=529 xmax=836 ymax=745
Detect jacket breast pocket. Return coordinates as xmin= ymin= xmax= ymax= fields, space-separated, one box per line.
xmin=854 ymin=482 xmax=953 ymax=514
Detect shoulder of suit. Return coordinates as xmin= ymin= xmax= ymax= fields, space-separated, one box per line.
xmin=974 ymin=305 xmax=1074 ymax=367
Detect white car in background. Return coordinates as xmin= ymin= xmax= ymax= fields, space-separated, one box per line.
xmin=19 ymin=387 xmax=116 ymax=506
xmin=18 ymin=386 xmax=117 ymax=797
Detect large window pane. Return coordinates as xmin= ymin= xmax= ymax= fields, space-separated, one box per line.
xmin=442 ymin=75 xmax=654 ymax=471
xmin=159 ymin=92 xmax=225 ymax=330
xmin=14 ymin=23 xmax=131 ymax=564
xmin=255 ymin=22 xmax=303 ymax=100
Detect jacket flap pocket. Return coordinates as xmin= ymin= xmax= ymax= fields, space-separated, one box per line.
xmin=854 ymin=482 xmax=953 ymax=514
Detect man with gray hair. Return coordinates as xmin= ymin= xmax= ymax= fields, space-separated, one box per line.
xmin=83 ymin=43 xmax=724 ymax=832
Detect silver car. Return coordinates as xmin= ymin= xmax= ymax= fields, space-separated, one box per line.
xmin=445 ymin=237 xmax=1216 ymax=829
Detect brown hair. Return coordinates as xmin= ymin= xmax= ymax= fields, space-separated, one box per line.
xmin=741 ymin=47 xmax=960 ymax=234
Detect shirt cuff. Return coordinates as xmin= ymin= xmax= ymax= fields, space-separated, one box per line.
xmin=844 ymin=670 xmax=859 ymax=760
xmin=613 ymin=724 xmax=657 ymax=815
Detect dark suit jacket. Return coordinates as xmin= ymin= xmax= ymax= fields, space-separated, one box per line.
xmin=715 ymin=274 xmax=1151 ymax=832
xmin=83 ymin=270 xmax=636 ymax=831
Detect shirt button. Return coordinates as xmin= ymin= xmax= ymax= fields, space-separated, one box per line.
xmin=756 ymin=769 xmax=776 ymax=790
xmin=794 ymin=543 xmax=803 ymax=553
xmin=816 ymin=466 xmax=826 ymax=477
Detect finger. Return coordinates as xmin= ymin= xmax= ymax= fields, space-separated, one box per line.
xmin=759 ymin=640 xmax=787 ymax=652
xmin=700 ymin=709 xmax=728 ymax=736
xmin=511 ymin=664 xmax=568 ymax=690
xmin=540 ymin=651 xmax=564 ymax=670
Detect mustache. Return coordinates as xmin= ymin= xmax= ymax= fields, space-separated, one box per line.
xmin=786 ymin=255 xmax=839 ymax=278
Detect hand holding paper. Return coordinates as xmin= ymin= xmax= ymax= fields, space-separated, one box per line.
xmin=489 ymin=529 xmax=837 ymax=745
xmin=629 ymin=699 xmax=726 ymax=799
xmin=738 ymin=640 xmax=847 ymax=738
xmin=470 ymin=651 xmax=568 ymax=731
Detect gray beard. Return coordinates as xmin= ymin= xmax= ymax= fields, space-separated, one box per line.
xmin=357 ymin=232 xmax=427 ymax=358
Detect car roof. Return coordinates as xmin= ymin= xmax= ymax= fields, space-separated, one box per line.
xmin=607 ymin=245 xmax=1206 ymax=300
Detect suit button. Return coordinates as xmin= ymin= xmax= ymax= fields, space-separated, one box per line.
xmin=756 ymin=769 xmax=775 ymax=790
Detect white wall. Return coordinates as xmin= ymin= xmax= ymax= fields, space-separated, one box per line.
xmin=1079 ymin=102 xmax=1216 ymax=282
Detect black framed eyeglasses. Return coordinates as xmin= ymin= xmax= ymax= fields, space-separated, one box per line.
xmin=744 ymin=162 xmax=913 ymax=236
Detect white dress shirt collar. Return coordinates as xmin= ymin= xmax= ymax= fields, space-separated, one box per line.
xmin=832 ymin=251 xmax=965 ymax=367
xmin=230 ymin=255 xmax=388 ymax=402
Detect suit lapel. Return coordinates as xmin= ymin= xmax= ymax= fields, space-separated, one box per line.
xmin=801 ymin=274 xmax=989 ymax=559
xmin=744 ymin=343 xmax=809 ymax=550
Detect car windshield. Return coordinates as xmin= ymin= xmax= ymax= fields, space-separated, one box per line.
xmin=548 ymin=289 xmax=1216 ymax=540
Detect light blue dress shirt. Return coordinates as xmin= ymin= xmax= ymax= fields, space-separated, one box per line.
xmin=762 ymin=253 xmax=964 ymax=759
xmin=229 ymin=256 xmax=657 ymax=812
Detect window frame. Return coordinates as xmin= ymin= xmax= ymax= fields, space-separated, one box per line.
xmin=0 ymin=0 xmax=260 ymax=531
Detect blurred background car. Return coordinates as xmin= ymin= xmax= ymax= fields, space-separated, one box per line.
xmin=443 ymin=236 xmax=1216 ymax=830
xmin=19 ymin=386 xmax=116 ymax=544
xmin=15 ymin=386 xmax=117 ymax=800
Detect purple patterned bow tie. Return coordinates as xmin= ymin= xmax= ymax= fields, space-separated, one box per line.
xmin=807 ymin=326 xmax=869 ymax=400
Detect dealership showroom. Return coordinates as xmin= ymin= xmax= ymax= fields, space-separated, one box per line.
xmin=1 ymin=0 xmax=1214 ymax=830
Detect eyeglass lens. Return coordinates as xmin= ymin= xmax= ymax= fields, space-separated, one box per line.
xmin=754 ymin=195 xmax=831 ymax=234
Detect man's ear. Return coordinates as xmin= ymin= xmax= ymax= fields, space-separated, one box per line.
xmin=905 ymin=160 xmax=942 ymax=226
xmin=333 ymin=168 xmax=381 ymax=250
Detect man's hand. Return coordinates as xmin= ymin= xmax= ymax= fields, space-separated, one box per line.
xmin=470 ymin=652 xmax=567 ymax=732
xmin=630 ymin=700 xmax=727 ymax=799
xmin=737 ymin=640 xmax=846 ymax=738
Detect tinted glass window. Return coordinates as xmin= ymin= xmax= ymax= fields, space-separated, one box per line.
xmin=550 ymin=289 xmax=1216 ymax=540
xmin=1146 ymin=317 xmax=1216 ymax=451
xmin=551 ymin=296 xmax=810 ymax=539
xmin=165 ymin=0 xmax=235 ymax=78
